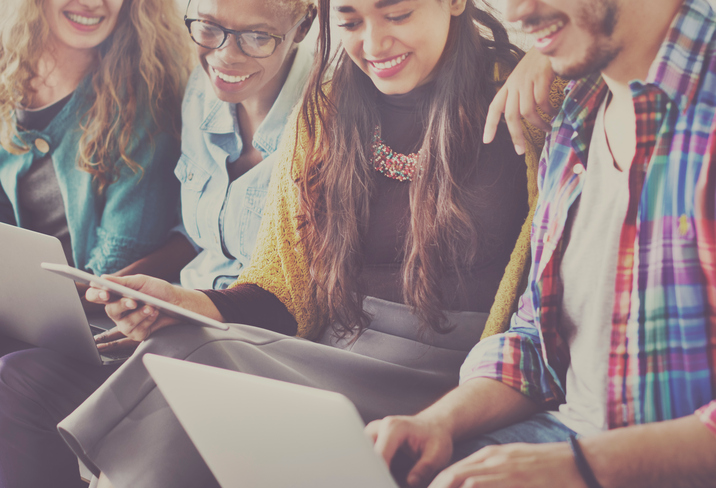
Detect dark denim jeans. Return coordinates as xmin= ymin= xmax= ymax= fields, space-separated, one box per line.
xmin=452 ymin=411 xmax=578 ymax=462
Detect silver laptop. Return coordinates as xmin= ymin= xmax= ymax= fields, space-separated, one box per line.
xmin=0 ymin=223 xmax=128 ymax=364
xmin=143 ymin=354 xmax=401 ymax=488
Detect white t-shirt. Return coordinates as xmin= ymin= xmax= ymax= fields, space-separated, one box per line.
xmin=550 ymin=94 xmax=631 ymax=437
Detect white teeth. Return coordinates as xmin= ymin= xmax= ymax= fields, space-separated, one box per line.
xmin=65 ymin=12 xmax=102 ymax=26
xmin=212 ymin=67 xmax=251 ymax=84
xmin=532 ymin=19 xmax=565 ymax=40
xmin=371 ymin=53 xmax=408 ymax=70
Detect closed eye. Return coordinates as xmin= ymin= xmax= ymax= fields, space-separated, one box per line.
xmin=337 ymin=20 xmax=362 ymax=30
xmin=386 ymin=11 xmax=412 ymax=22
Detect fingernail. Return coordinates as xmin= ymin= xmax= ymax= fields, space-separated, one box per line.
xmin=100 ymin=291 xmax=108 ymax=301
xmin=143 ymin=307 xmax=152 ymax=315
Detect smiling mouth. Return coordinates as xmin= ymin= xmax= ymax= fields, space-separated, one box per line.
xmin=525 ymin=18 xmax=566 ymax=43
xmin=369 ymin=53 xmax=409 ymax=71
xmin=64 ymin=12 xmax=103 ymax=26
xmin=211 ymin=67 xmax=252 ymax=84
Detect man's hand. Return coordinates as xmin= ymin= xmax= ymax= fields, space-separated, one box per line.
xmin=483 ymin=47 xmax=557 ymax=155
xmin=366 ymin=415 xmax=454 ymax=488
xmin=428 ymin=442 xmax=586 ymax=488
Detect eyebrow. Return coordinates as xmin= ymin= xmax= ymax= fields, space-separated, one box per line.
xmin=195 ymin=10 xmax=276 ymax=31
xmin=334 ymin=0 xmax=409 ymax=14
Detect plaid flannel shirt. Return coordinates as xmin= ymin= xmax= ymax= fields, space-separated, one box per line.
xmin=461 ymin=0 xmax=716 ymax=435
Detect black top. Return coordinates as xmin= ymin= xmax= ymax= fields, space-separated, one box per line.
xmin=16 ymin=93 xmax=74 ymax=132
xmin=203 ymin=84 xmax=528 ymax=334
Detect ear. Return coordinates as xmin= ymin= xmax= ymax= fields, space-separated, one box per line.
xmin=449 ymin=0 xmax=468 ymax=17
xmin=293 ymin=4 xmax=317 ymax=44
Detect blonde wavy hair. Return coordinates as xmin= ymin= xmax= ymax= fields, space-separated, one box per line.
xmin=0 ymin=0 xmax=193 ymax=193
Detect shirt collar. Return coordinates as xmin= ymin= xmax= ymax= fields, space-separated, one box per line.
xmin=200 ymin=76 xmax=238 ymax=135
xmin=644 ymin=0 xmax=715 ymax=112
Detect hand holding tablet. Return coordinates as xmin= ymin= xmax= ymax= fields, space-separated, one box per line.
xmin=41 ymin=263 xmax=229 ymax=332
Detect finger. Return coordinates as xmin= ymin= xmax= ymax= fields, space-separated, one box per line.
xmin=101 ymin=274 xmax=152 ymax=294
xmin=428 ymin=463 xmax=488 ymax=488
xmin=520 ymin=84 xmax=552 ymax=132
xmin=96 ymin=337 xmax=140 ymax=352
xmin=365 ymin=420 xmax=381 ymax=443
xmin=520 ymin=82 xmax=552 ymax=132
xmin=118 ymin=306 xmax=159 ymax=342
xmin=483 ymin=88 xmax=508 ymax=145
xmin=104 ymin=297 xmax=139 ymax=322
xmin=406 ymin=440 xmax=452 ymax=488
xmin=503 ymin=86 xmax=526 ymax=155
xmin=533 ymin=73 xmax=558 ymax=118
xmin=374 ymin=418 xmax=409 ymax=466
xmin=93 ymin=327 xmax=126 ymax=344
xmin=85 ymin=286 xmax=114 ymax=304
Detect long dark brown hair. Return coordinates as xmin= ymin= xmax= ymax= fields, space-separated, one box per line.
xmin=299 ymin=0 xmax=522 ymax=334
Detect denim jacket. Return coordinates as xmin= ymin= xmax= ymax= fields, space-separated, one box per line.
xmin=177 ymin=44 xmax=313 ymax=290
xmin=0 ymin=78 xmax=181 ymax=275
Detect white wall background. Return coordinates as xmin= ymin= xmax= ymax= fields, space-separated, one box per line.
xmin=174 ymin=0 xmax=716 ymax=52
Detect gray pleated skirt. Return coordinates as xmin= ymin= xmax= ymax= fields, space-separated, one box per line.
xmin=58 ymin=297 xmax=486 ymax=488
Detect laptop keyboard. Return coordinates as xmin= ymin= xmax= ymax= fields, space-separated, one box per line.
xmin=90 ymin=325 xmax=132 ymax=362
xmin=89 ymin=325 xmax=106 ymax=336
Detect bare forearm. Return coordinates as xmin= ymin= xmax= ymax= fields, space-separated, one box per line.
xmin=417 ymin=378 xmax=540 ymax=442
xmin=176 ymin=287 xmax=226 ymax=323
xmin=584 ymin=415 xmax=716 ymax=488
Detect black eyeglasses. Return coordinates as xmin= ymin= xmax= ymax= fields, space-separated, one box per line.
xmin=184 ymin=0 xmax=308 ymax=59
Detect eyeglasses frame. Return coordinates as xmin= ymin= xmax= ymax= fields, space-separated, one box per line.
xmin=183 ymin=0 xmax=309 ymax=59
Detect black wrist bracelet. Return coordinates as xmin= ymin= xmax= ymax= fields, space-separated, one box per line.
xmin=568 ymin=434 xmax=604 ymax=488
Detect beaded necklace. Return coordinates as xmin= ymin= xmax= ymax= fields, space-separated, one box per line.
xmin=371 ymin=126 xmax=422 ymax=182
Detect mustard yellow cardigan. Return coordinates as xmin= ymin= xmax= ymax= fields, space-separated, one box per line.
xmin=233 ymin=80 xmax=566 ymax=341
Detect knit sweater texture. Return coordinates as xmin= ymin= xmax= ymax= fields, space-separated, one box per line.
xmin=233 ymin=76 xmax=567 ymax=340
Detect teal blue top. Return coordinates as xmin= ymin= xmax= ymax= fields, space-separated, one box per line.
xmin=0 ymin=79 xmax=181 ymax=275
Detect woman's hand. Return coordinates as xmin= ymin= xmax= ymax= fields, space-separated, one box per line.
xmin=483 ymin=47 xmax=557 ymax=155
xmin=365 ymin=415 xmax=454 ymax=488
xmin=85 ymin=275 xmax=220 ymax=342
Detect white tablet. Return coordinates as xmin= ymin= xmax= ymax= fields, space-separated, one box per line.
xmin=41 ymin=263 xmax=229 ymax=331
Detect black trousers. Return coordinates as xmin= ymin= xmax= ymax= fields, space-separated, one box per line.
xmin=0 ymin=347 xmax=115 ymax=488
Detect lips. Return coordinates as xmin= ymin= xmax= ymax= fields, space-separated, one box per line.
xmin=211 ymin=66 xmax=252 ymax=84
xmin=367 ymin=53 xmax=410 ymax=79
xmin=64 ymin=11 xmax=103 ymax=28
xmin=524 ymin=18 xmax=567 ymax=52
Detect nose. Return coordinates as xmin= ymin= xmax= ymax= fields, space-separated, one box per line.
xmin=76 ymin=0 xmax=103 ymax=9
xmin=362 ymin=21 xmax=392 ymax=59
xmin=502 ymin=0 xmax=538 ymax=23
xmin=216 ymin=34 xmax=251 ymax=63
